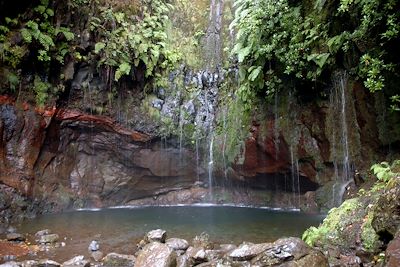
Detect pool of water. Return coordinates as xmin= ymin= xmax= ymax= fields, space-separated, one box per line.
xmin=18 ymin=205 xmax=324 ymax=262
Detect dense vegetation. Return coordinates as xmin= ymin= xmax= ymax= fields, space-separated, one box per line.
xmin=0 ymin=0 xmax=180 ymax=106
xmin=231 ymin=0 xmax=400 ymax=110
xmin=302 ymin=160 xmax=400 ymax=264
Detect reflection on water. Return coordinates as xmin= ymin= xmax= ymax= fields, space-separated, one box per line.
xmin=18 ymin=206 xmax=324 ymax=262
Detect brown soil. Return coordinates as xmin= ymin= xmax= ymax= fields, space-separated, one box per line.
xmin=0 ymin=240 xmax=32 ymax=258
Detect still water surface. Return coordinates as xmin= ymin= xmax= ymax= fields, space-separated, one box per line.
xmin=19 ymin=205 xmax=324 ymax=261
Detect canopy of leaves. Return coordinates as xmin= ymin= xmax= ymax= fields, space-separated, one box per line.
xmin=91 ymin=0 xmax=180 ymax=82
xmin=231 ymin=0 xmax=400 ymax=110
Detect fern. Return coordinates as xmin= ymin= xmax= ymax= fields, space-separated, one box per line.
xmin=20 ymin=28 xmax=32 ymax=43
xmin=56 ymin=27 xmax=74 ymax=41
xmin=33 ymin=75 xmax=51 ymax=106
xmin=115 ymin=62 xmax=131 ymax=81
xmin=94 ymin=42 xmax=106 ymax=54
xmin=370 ymin=162 xmax=395 ymax=182
xmin=91 ymin=1 xmax=180 ymax=83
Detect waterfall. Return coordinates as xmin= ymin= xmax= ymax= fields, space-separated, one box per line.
xmin=273 ymin=92 xmax=280 ymax=161
xmin=290 ymin=145 xmax=296 ymax=207
xmin=196 ymin=137 xmax=200 ymax=182
xmin=208 ymin=132 xmax=214 ymax=201
xmin=295 ymin=159 xmax=301 ymax=207
xmin=330 ymin=71 xmax=352 ymax=206
xmin=222 ymin=107 xmax=228 ymax=180
xmin=203 ymin=0 xmax=224 ymax=69
xmin=290 ymin=145 xmax=301 ymax=209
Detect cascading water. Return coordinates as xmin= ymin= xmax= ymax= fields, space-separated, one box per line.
xmin=196 ymin=137 xmax=200 ymax=182
xmin=222 ymin=107 xmax=228 ymax=180
xmin=203 ymin=0 xmax=224 ymax=69
xmin=330 ymin=71 xmax=353 ymax=206
xmin=290 ymin=146 xmax=297 ymax=208
xmin=273 ymin=91 xmax=280 ymax=192
xmin=208 ymin=132 xmax=214 ymax=201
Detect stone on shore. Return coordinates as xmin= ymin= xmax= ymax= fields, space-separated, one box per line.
xmin=135 ymin=242 xmax=176 ymax=267
xmin=166 ymin=238 xmax=189 ymax=251
xmin=62 ymin=255 xmax=90 ymax=267
xmin=145 ymin=229 xmax=167 ymax=243
xmin=102 ymin=253 xmax=136 ymax=267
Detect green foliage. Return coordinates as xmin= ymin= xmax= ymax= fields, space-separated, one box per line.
xmin=91 ymin=0 xmax=180 ymax=82
xmin=231 ymin=0 xmax=400 ymax=111
xmin=371 ymin=160 xmax=400 ymax=182
xmin=0 ymin=43 xmax=27 ymax=68
xmin=33 ymin=76 xmax=51 ymax=107
xmin=0 ymin=0 xmax=75 ymax=105
xmin=115 ymin=62 xmax=131 ymax=81
xmin=6 ymin=71 xmax=20 ymax=92
xmin=302 ymin=226 xmax=328 ymax=246
xmin=302 ymin=198 xmax=364 ymax=248
xmin=230 ymin=0 xmax=330 ymax=106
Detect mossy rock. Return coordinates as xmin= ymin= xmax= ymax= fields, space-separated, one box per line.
xmin=371 ymin=177 xmax=400 ymax=242
xmin=303 ymin=193 xmax=382 ymax=254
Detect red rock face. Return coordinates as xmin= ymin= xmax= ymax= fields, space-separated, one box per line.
xmin=231 ymin=81 xmax=384 ymax=190
xmin=235 ymin=122 xmax=290 ymax=177
xmin=56 ymin=109 xmax=151 ymax=142
xmin=0 ymin=100 xmax=200 ymax=211
xmin=0 ymin=103 xmax=50 ymax=196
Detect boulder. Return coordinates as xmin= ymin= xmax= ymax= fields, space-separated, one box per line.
xmin=145 ymin=229 xmax=167 ymax=243
xmin=166 ymin=238 xmax=189 ymax=251
xmin=176 ymin=254 xmax=191 ymax=267
xmin=250 ymin=238 xmax=328 ymax=267
xmin=135 ymin=242 xmax=176 ymax=267
xmin=219 ymin=244 xmax=237 ymax=253
xmin=38 ymin=234 xmax=59 ymax=244
xmin=372 ymin=178 xmax=400 ymax=239
xmin=186 ymin=246 xmax=207 ymax=264
xmin=101 ymin=253 xmax=135 ymax=267
xmin=386 ymin=233 xmax=400 ymax=267
xmin=35 ymin=229 xmax=51 ymax=237
xmin=36 ymin=259 xmax=61 ymax=267
xmin=0 ymin=262 xmax=19 ymax=267
xmin=62 ymin=255 xmax=90 ymax=267
xmin=228 ymin=243 xmax=272 ymax=261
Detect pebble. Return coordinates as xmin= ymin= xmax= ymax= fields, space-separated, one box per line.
xmin=88 ymin=240 xmax=100 ymax=251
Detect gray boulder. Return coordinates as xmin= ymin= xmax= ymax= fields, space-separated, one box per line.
xmin=102 ymin=253 xmax=135 ymax=267
xmin=0 ymin=262 xmax=19 ymax=267
xmin=250 ymin=238 xmax=328 ymax=267
xmin=228 ymin=243 xmax=272 ymax=261
xmin=62 ymin=255 xmax=90 ymax=267
xmin=38 ymin=234 xmax=59 ymax=244
xmin=135 ymin=242 xmax=176 ymax=267
xmin=145 ymin=229 xmax=167 ymax=243
xmin=165 ymin=238 xmax=189 ymax=251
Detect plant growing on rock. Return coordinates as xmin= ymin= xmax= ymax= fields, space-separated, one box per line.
xmin=370 ymin=160 xmax=400 ymax=182
xmin=91 ymin=0 xmax=180 ymax=84
xmin=230 ymin=0 xmax=400 ymax=111
xmin=0 ymin=0 xmax=75 ymax=105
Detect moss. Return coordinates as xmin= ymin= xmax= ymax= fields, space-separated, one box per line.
xmin=361 ymin=212 xmax=380 ymax=252
xmin=303 ymin=166 xmax=400 ymax=257
xmin=302 ymin=198 xmax=364 ymax=248
xmin=142 ymin=94 xmax=162 ymax=121
xmin=213 ymin=94 xmax=251 ymax=169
